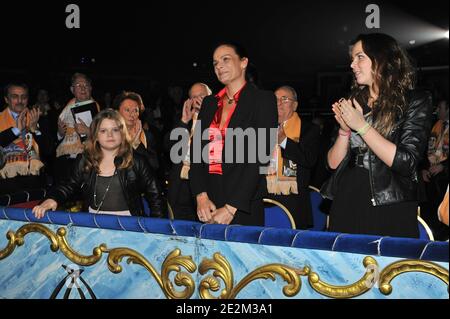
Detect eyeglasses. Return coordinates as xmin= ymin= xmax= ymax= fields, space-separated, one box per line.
xmin=276 ymin=96 xmax=296 ymax=104
xmin=73 ymin=83 xmax=91 ymax=90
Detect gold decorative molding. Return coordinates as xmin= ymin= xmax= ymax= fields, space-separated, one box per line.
xmin=198 ymin=252 xmax=307 ymax=299
xmin=379 ymin=259 xmax=449 ymax=295
xmin=199 ymin=252 xmax=234 ymax=299
xmin=161 ymin=249 xmax=197 ymax=299
xmin=1 ymin=223 xmax=197 ymax=299
xmin=57 ymin=228 xmax=107 ymax=266
xmin=0 ymin=223 xmax=105 ymax=266
xmin=1 ymin=223 xmax=59 ymax=260
xmin=107 ymin=247 xmax=196 ymax=299
xmin=1 ymin=222 xmax=449 ymax=299
xmin=231 ymin=264 xmax=306 ymax=299
xmin=308 ymin=256 xmax=379 ymax=299
xmin=198 ymin=255 xmax=448 ymax=299
xmin=0 ymin=230 xmax=16 ymax=260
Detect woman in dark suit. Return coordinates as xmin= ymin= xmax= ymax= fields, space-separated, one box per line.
xmin=189 ymin=42 xmax=278 ymax=226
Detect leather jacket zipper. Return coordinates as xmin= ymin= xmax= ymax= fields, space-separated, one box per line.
xmin=368 ymin=149 xmax=377 ymax=206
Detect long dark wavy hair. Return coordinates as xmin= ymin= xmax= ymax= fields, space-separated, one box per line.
xmin=84 ymin=109 xmax=133 ymax=173
xmin=350 ymin=33 xmax=416 ymax=137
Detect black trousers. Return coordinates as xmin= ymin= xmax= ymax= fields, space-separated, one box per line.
xmin=207 ymin=173 xmax=264 ymax=227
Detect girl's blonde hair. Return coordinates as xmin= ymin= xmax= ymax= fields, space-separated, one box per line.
xmin=84 ymin=109 xmax=133 ymax=172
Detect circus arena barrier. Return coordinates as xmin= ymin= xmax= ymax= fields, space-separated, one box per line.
xmin=0 ymin=191 xmax=448 ymax=299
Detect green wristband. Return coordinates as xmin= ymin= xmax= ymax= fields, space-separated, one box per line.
xmin=357 ymin=123 xmax=371 ymax=136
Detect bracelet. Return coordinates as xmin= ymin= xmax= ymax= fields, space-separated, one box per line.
xmin=357 ymin=123 xmax=371 ymax=136
xmin=224 ymin=205 xmax=235 ymax=217
xmin=339 ymin=129 xmax=351 ymax=137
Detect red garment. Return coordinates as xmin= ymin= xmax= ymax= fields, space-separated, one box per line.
xmin=209 ymin=84 xmax=246 ymax=174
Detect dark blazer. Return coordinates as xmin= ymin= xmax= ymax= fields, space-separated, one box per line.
xmin=278 ymin=120 xmax=320 ymax=228
xmin=166 ymin=119 xmax=197 ymax=220
xmin=134 ymin=129 xmax=160 ymax=172
xmin=47 ymin=152 xmax=165 ymax=217
xmin=282 ymin=121 xmax=320 ymax=191
xmin=0 ymin=128 xmax=18 ymax=148
xmin=190 ymin=84 xmax=278 ymax=225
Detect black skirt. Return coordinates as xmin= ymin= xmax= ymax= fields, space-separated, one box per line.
xmin=329 ymin=166 xmax=419 ymax=238
xmin=207 ymin=173 xmax=264 ymax=227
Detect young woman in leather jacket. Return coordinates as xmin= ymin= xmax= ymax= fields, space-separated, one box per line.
xmin=33 ymin=109 xmax=164 ymax=218
xmin=322 ymin=33 xmax=433 ymax=238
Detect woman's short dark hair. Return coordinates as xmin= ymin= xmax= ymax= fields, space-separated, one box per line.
xmin=213 ymin=41 xmax=249 ymax=60
xmin=213 ymin=41 xmax=255 ymax=83
xmin=112 ymin=91 xmax=145 ymax=113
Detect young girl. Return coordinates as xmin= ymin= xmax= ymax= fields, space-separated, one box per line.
xmin=33 ymin=109 xmax=164 ymax=218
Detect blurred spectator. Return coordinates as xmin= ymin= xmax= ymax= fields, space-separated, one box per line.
xmin=420 ymin=99 xmax=449 ymax=240
xmin=166 ymin=82 xmax=212 ymax=221
xmin=54 ymin=73 xmax=100 ymax=185
xmin=0 ymin=83 xmax=46 ymax=194
xmin=266 ymin=85 xmax=320 ymax=229
xmin=112 ymin=91 xmax=159 ymax=172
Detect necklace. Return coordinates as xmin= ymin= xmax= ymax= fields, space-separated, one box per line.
xmin=225 ymin=93 xmax=235 ymax=105
xmin=93 ymin=169 xmax=116 ymax=213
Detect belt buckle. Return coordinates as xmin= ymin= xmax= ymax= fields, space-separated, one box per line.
xmin=356 ymin=154 xmax=364 ymax=167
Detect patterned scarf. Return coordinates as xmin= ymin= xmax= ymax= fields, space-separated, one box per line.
xmin=0 ymin=108 xmax=43 ymax=179
xmin=56 ymin=98 xmax=99 ymax=157
xmin=180 ymin=111 xmax=199 ymax=180
xmin=428 ymin=120 xmax=449 ymax=165
xmin=266 ymin=113 xmax=301 ymax=195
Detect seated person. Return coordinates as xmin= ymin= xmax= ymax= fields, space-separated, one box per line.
xmin=0 ymin=83 xmax=46 ymax=195
xmin=33 ymin=109 xmax=164 ymax=218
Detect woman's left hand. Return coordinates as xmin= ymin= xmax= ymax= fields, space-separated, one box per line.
xmin=339 ymin=98 xmax=366 ymax=131
xmin=131 ymin=119 xmax=142 ymax=146
xmin=429 ymin=164 xmax=444 ymax=176
xmin=211 ymin=206 xmax=235 ymax=225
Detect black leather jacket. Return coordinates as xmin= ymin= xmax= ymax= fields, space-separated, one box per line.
xmin=48 ymin=152 xmax=165 ymax=216
xmin=321 ymin=90 xmax=433 ymax=206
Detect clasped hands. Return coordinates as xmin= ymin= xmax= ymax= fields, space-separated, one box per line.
xmin=17 ymin=108 xmax=40 ymax=133
xmin=196 ymin=193 xmax=236 ymax=225
xmin=331 ymin=98 xmax=367 ymax=132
